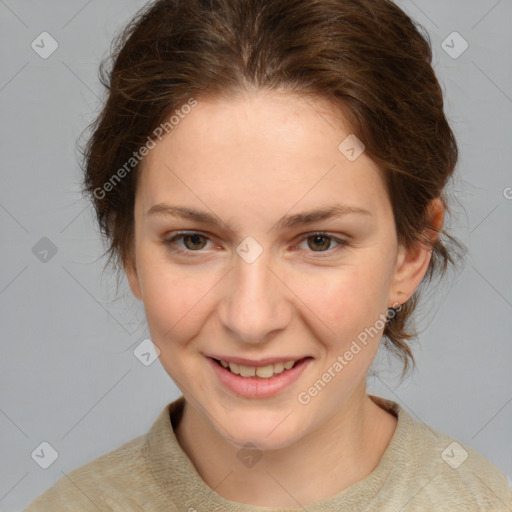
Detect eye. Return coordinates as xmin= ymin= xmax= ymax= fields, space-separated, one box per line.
xmin=162 ymin=231 xmax=213 ymax=255
xmin=161 ymin=231 xmax=349 ymax=258
xmin=296 ymin=232 xmax=348 ymax=255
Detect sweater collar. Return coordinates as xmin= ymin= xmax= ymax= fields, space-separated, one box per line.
xmin=144 ymin=394 xmax=407 ymax=512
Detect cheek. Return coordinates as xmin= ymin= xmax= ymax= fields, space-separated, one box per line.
xmin=139 ymin=267 xmax=217 ymax=386
xmin=143 ymin=273 xmax=212 ymax=342
xmin=290 ymin=261 xmax=392 ymax=337
xmin=135 ymin=243 xmax=217 ymax=346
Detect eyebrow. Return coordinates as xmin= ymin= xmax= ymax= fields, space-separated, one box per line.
xmin=146 ymin=203 xmax=372 ymax=233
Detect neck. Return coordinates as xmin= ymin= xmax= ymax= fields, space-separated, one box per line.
xmin=175 ymin=382 xmax=397 ymax=508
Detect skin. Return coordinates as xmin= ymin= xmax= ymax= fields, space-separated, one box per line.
xmin=125 ymin=89 xmax=443 ymax=507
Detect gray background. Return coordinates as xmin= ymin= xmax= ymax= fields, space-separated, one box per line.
xmin=1 ymin=0 xmax=511 ymax=510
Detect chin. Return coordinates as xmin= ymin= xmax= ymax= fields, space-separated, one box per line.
xmin=216 ymin=410 xmax=307 ymax=451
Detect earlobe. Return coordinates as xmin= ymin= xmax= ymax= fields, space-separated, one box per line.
xmin=387 ymin=197 xmax=444 ymax=307
xmin=124 ymin=258 xmax=143 ymax=301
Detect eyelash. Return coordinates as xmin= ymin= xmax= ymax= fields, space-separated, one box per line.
xmin=161 ymin=231 xmax=349 ymax=258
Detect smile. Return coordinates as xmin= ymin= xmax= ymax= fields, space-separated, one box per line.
xmin=207 ymin=356 xmax=312 ymax=399
xmin=215 ymin=358 xmax=305 ymax=379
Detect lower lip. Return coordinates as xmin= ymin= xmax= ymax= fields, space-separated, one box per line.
xmin=208 ymin=357 xmax=311 ymax=399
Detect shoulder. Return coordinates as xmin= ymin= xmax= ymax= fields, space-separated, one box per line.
xmin=23 ymin=434 xmax=150 ymax=511
xmin=414 ymin=429 xmax=512 ymax=510
xmin=23 ymin=401 xmax=182 ymax=512
xmin=371 ymin=395 xmax=512 ymax=511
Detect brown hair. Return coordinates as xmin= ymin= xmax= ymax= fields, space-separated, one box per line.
xmin=80 ymin=0 xmax=464 ymax=378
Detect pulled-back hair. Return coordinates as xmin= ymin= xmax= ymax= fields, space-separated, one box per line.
xmin=81 ymin=0 xmax=464 ymax=378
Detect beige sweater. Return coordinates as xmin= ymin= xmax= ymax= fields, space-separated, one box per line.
xmin=24 ymin=394 xmax=512 ymax=511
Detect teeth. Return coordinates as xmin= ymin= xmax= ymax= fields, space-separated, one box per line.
xmin=220 ymin=359 xmax=300 ymax=379
xmin=273 ymin=362 xmax=285 ymax=374
xmin=255 ymin=365 xmax=274 ymax=378
xmin=239 ymin=365 xmax=256 ymax=377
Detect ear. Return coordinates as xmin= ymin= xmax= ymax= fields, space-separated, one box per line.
xmin=387 ymin=197 xmax=444 ymax=307
xmin=124 ymin=256 xmax=143 ymax=301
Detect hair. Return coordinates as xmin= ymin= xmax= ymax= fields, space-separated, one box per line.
xmin=80 ymin=0 xmax=465 ymax=379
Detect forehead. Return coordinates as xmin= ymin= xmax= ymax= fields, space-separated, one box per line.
xmin=146 ymin=90 xmax=356 ymax=165
xmin=137 ymin=91 xmax=389 ymax=223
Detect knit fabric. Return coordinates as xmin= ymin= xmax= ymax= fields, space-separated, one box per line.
xmin=24 ymin=394 xmax=512 ymax=511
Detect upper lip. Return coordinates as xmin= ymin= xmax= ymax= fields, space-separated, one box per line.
xmin=207 ymin=355 xmax=310 ymax=367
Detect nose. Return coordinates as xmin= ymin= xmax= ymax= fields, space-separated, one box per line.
xmin=217 ymin=248 xmax=292 ymax=345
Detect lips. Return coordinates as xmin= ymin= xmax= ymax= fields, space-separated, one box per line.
xmin=208 ymin=356 xmax=312 ymax=399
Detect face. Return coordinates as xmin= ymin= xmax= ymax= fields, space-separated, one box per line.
xmin=126 ymin=90 xmax=429 ymax=450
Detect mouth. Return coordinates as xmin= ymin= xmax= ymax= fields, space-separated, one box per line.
xmin=207 ymin=356 xmax=313 ymax=399
xmin=211 ymin=357 xmax=310 ymax=379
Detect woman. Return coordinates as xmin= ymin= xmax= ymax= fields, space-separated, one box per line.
xmin=24 ymin=0 xmax=512 ymax=510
